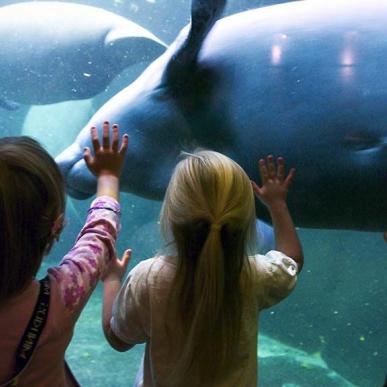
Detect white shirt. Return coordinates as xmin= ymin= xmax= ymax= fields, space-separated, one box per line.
xmin=111 ymin=251 xmax=298 ymax=387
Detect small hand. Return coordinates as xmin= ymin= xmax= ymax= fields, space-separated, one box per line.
xmin=251 ymin=155 xmax=295 ymax=209
xmin=84 ymin=121 xmax=128 ymax=178
xmin=102 ymin=249 xmax=132 ymax=282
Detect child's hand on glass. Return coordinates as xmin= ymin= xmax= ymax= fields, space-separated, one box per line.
xmin=251 ymin=155 xmax=295 ymax=210
xmin=84 ymin=121 xmax=128 ymax=178
xmin=102 ymin=249 xmax=132 ymax=283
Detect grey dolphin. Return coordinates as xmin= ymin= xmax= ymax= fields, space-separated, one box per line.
xmin=0 ymin=2 xmax=166 ymax=107
xmin=56 ymin=0 xmax=387 ymax=232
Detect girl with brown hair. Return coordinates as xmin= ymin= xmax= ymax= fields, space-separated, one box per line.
xmin=0 ymin=122 xmax=128 ymax=386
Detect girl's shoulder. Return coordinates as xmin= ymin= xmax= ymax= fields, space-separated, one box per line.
xmin=248 ymin=250 xmax=298 ymax=274
xmin=131 ymin=255 xmax=176 ymax=272
xmin=128 ymin=255 xmax=176 ymax=291
xmin=247 ymin=250 xmax=298 ymax=309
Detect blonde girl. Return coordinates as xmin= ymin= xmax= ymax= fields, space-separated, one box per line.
xmin=103 ymin=151 xmax=303 ymax=387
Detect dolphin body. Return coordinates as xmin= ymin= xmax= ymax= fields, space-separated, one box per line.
xmin=0 ymin=2 xmax=166 ymax=108
xmin=57 ymin=0 xmax=387 ymax=232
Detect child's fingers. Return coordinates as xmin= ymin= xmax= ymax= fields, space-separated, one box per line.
xmin=112 ymin=124 xmax=119 ymax=152
xmin=83 ymin=147 xmax=92 ymax=166
xmin=251 ymin=180 xmax=262 ymax=197
xmin=277 ymin=157 xmax=285 ymax=180
xmin=102 ymin=121 xmax=110 ymax=149
xmin=284 ymin=167 xmax=296 ymax=187
xmin=258 ymin=159 xmax=268 ymax=184
xmin=91 ymin=126 xmax=100 ymax=152
xmin=119 ymin=134 xmax=129 ymax=156
xmin=122 ymin=249 xmax=132 ymax=262
xmin=120 ymin=249 xmax=132 ymax=269
xmin=267 ymin=155 xmax=275 ymax=177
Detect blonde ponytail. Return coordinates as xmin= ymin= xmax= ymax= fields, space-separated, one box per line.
xmin=160 ymin=150 xmax=257 ymax=386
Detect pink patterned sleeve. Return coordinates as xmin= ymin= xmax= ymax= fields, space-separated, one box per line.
xmin=48 ymin=196 xmax=121 ymax=311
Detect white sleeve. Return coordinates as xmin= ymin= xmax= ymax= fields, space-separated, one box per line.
xmin=110 ymin=263 xmax=149 ymax=344
xmin=251 ymin=250 xmax=298 ymax=309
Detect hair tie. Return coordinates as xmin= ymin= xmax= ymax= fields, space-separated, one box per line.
xmin=210 ymin=223 xmax=222 ymax=231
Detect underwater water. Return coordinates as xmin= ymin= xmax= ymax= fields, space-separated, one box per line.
xmin=37 ymin=198 xmax=386 ymax=387
xmin=0 ymin=0 xmax=386 ymax=386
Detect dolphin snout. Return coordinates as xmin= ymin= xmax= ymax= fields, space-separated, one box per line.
xmin=66 ymin=158 xmax=96 ymax=199
xmin=56 ymin=143 xmax=96 ymax=199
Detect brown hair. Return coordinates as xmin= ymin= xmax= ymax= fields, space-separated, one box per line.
xmin=0 ymin=136 xmax=65 ymax=302
xmin=160 ymin=150 xmax=257 ymax=386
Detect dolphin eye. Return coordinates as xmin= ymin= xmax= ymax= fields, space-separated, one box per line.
xmin=153 ymin=87 xmax=172 ymax=101
xmin=343 ymin=132 xmax=382 ymax=151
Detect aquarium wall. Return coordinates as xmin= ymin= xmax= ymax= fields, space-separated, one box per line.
xmin=0 ymin=0 xmax=386 ymax=386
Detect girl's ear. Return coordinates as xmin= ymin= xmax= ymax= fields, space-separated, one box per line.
xmin=51 ymin=213 xmax=66 ymax=241
xmin=45 ymin=214 xmax=66 ymax=255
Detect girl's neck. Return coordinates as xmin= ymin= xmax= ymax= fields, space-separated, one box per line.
xmin=1 ymin=278 xmax=37 ymax=306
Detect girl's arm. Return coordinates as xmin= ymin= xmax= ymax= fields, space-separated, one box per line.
xmin=252 ymin=155 xmax=304 ymax=272
xmin=102 ymin=250 xmax=134 ymax=351
xmin=49 ymin=197 xmax=121 ymax=311
xmin=49 ymin=123 xmax=129 ymax=311
xmin=85 ymin=122 xmax=135 ymax=349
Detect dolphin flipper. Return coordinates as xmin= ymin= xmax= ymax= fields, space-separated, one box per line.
xmin=104 ymin=24 xmax=167 ymax=66
xmin=163 ymin=0 xmax=226 ymax=84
